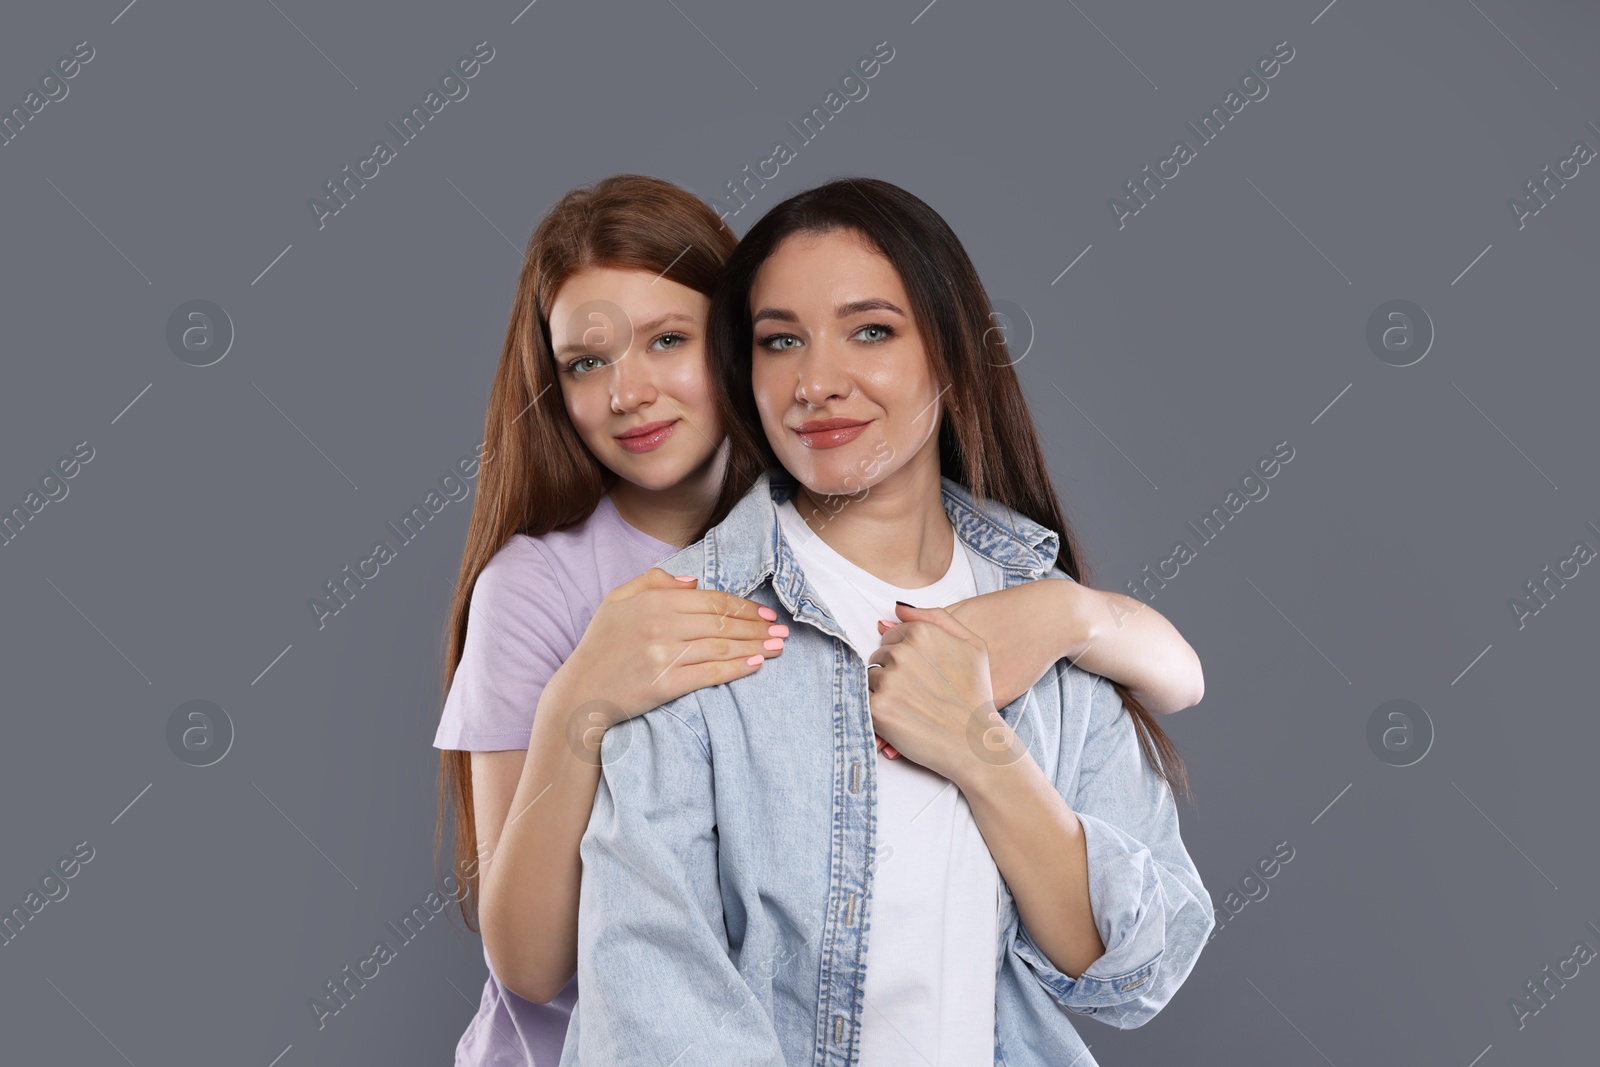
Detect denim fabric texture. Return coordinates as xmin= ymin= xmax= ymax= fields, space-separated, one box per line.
xmin=558 ymin=468 xmax=1213 ymax=1067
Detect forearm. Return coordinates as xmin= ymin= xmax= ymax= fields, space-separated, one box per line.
xmin=1058 ymin=585 xmax=1203 ymax=714
xmin=479 ymin=668 xmax=603 ymax=1003
xmin=949 ymin=580 xmax=1202 ymax=714
xmin=957 ymin=744 xmax=1105 ymax=979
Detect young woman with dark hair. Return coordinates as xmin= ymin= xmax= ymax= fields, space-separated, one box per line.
xmin=558 ymin=178 xmax=1212 ymax=1066
xmin=435 ymin=174 xmax=1204 ymax=1066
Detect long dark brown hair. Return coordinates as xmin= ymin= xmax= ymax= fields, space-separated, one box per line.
xmin=697 ymin=176 xmax=1190 ymax=801
xmin=437 ymin=175 xmax=737 ymax=927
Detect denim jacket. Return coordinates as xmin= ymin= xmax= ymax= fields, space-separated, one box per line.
xmin=558 ymin=469 xmax=1212 ymax=1067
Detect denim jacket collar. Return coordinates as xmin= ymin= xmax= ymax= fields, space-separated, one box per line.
xmin=703 ymin=468 xmax=1064 ymax=623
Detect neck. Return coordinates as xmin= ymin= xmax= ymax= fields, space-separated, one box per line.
xmin=608 ymin=444 xmax=729 ymax=549
xmin=790 ymin=451 xmax=953 ymax=587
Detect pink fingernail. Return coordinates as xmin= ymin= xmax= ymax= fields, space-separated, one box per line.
xmin=757 ymin=606 xmax=778 ymax=621
xmin=675 ymin=575 xmax=697 ymax=582
xmin=746 ymin=654 xmax=764 ymax=666
xmin=764 ymin=638 xmax=785 ymax=651
xmin=768 ymin=624 xmax=789 ymax=637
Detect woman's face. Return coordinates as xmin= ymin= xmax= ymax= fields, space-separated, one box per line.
xmin=548 ymin=267 xmax=724 ymax=492
xmin=748 ymin=228 xmax=943 ymax=499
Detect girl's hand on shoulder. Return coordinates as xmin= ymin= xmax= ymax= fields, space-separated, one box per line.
xmin=560 ymin=568 xmax=788 ymax=729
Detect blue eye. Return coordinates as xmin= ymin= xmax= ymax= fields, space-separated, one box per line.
xmin=758 ymin=334 xmax=802 ymax=352
xmin=855 ymin=324 xmax=894 ymax=343
xmin=566 ymin=355 xmax=606 ymax=375
xmin=649 ymin=332 xmax=688 ymax=351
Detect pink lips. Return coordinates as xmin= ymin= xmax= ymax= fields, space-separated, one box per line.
xmin=792 ymin=417 xmax=871 ymax=449
xmin=614 ymin=419 xmax=679 ymax=453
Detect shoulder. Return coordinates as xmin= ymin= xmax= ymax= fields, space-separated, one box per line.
xmin=468 ymin=534 xmax=576 ymax=639
xmin=1051 ymin=656 xmax=1111 ymax=708
xmin=1047 ymin=655 xmax=1127 ymax=746
xmin=1041 ymin=564 xmax=1078 ymax=586
xmin=654 ymin=539 xmax=708 ymax=582
xmin=601 ymin=692 xmax=712 ymax=762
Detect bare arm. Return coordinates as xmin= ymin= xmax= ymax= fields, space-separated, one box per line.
xmin=473 ymin=668 xmax=603 ymax=1004
xmin=867 ymin=604 xmax=1213 ymax=1017
xmin=474 ymin=568 xmax=786 ymax=1004
xmin=944 ymin=577 xmax=1203 ymax=715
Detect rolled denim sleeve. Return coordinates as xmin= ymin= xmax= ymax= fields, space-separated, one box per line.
xmin=1010 ymin=671 xmax=1213 ymax=1029
xmin=559 ymin=698 xmax=788 ymax=1066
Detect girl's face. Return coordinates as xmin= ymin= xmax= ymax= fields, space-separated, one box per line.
xmin=748 ymin=228 xmax=943 ymax=499
xmin=548 ymin=267 xmax=724 ymax=492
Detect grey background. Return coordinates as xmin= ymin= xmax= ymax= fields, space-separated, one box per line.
xmin=2 ymin=0 xmax=1597 ymax=1064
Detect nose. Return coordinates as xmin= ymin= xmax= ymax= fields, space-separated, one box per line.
xmin=608 ymin=349 xmax=656 ymax=414
xmin=794 ymin=338 xmax=852 ymax=408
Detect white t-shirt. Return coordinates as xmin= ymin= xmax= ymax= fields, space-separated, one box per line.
xmin=776 ymin=499 xmax=1001 ymax=1066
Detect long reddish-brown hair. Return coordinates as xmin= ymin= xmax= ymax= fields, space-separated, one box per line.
xmin=697 ymin=177 xmax=1190 ymax=800
xmin=437 ymin=175 xmax=737 ymax=927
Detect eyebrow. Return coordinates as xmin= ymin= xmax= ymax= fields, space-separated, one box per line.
xmin=553 ymin=311 xmax=695 ymax=356
xmin=751 ymin=298 xmax=906 ymax=327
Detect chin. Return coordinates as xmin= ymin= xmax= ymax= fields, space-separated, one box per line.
xmin=783 ymin=455 xmax=874 ymax=499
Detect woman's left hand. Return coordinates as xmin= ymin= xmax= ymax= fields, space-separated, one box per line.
xmin=867 ymin=603 xmax=1003 ymax=783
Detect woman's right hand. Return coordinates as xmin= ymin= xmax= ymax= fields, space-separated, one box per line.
xmin=557 ymin=567 xmax=788 ymax=729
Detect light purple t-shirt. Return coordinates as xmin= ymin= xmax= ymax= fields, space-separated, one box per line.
xmin=434 ymin=492 xmax=676 ymax=1066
